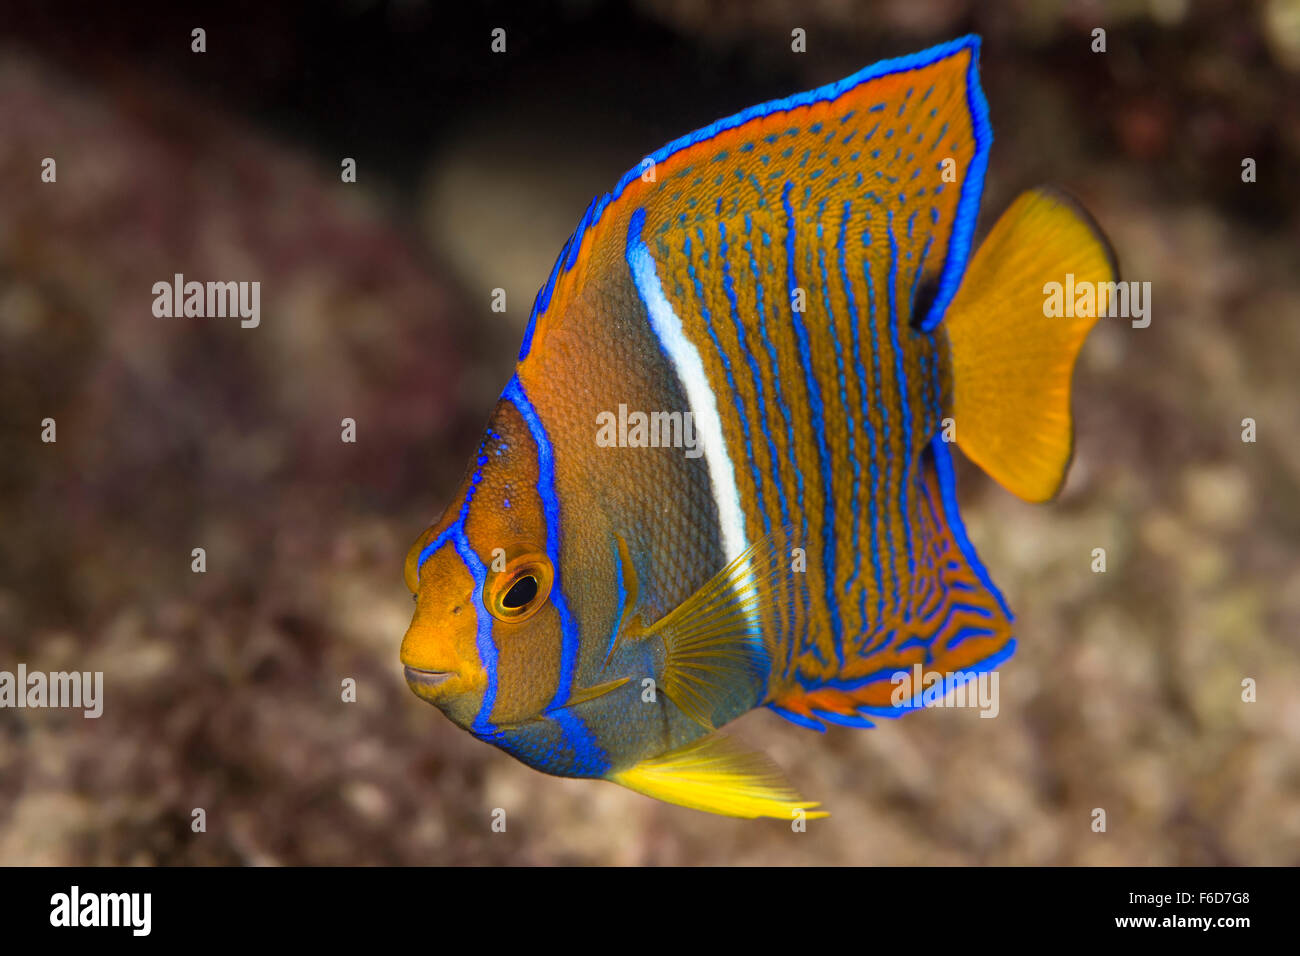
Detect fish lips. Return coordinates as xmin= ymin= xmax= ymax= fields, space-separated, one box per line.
xmin=403 ymin=666 xmax=457 ymax=703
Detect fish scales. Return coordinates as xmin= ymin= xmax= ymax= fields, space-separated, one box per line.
xmin=400 ymin=35 xmax=1118 ymax=817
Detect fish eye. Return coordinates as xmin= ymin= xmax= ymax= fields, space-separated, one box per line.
xmin=485 ymin=553 xmax=552 ymax=623
xmin=502 ymin=574 xmax=538 ymax=609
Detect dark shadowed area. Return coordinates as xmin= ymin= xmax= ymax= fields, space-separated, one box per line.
xmin=1 ymin=0 xmax=1298 ymax=864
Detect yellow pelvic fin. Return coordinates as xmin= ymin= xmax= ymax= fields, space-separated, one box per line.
xmin=943 ymin=186 xmax=1118 ymax=502
xmin=563 ymin=676 xmax=631 ymax=708
xmin=611 ymin=732 xmax=828 ymax=820
xmin=643 ymin=526 xmax=805 ymax=729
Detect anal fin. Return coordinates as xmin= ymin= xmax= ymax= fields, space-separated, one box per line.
xmin=771 ymin=441 xmax=1015 ymax=729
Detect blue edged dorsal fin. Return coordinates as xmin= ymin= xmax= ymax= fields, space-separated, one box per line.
xmin=519 ymin=35 xmax=992 ymax=362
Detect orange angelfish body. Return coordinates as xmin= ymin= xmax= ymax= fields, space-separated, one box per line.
xmin=400 ymin=35 xmax=1117 ymax=819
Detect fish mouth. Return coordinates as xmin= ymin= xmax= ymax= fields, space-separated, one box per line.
xmin=403 ymin=666 xmax=456 ymax=702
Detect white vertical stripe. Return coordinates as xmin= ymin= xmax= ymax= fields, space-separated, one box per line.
xmin=626 ymin=226 xmax=749 ymax=565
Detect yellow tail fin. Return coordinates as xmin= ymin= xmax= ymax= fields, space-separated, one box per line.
xmin=943 ymin=187 xmax=1118 ymax=502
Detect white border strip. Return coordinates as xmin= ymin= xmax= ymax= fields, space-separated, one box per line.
xmin=626 ymin=225 xmax=749 ymax=566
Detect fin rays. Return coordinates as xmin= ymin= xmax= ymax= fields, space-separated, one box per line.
xmin=644 ymin=526 xmax=806 ymax=729
xmin=611 ymin=732 xmax=827 ymax=820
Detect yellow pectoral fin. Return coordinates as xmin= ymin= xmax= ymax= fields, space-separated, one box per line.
xmin=610 ymin=732 xmax=828 ymax=820
xmin=645 ymin=526 xmax=807 ymax=729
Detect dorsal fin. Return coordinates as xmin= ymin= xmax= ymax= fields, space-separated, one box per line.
xmin=519 ymin=35 xmax=992 ymax=363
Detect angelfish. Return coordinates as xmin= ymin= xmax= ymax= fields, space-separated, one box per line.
xmin=400 ymin=36 xmax=1117 ymax=819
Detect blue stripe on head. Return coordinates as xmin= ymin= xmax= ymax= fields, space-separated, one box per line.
xmin=416 ymin=426 xmax=496 ymax=579
xmin=416 ymin=524 xmax=456 ymax=579
xmin=411 ymin=437 xmax=503 ymax=735
xmin=452 ymin=524 xmax=499 ymax=737
xmin=500 ymin=375 xmax=580 ymax=706
xmin=501 ymin=376 xmax=605 ymax=774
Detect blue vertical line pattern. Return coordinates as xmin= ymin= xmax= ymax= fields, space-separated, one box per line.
xmin=685 ymin=228 xmax=768 ymax=525
xmin=759 ymin=223 xmax=800 ymax=528
xmin=452 ymin=528 xmax=498 ymax=738
xmin=745 ymin=218 xmax=801 ymax=538
xmin=721 ymin=219 xmax=788 ymax=654
xmin=817 ymin=216 xmax=860 ymax=613
xmin=412 ymin=429 xmax=502 ymax=734
xmin=860 ymin=219 xmax=896 ymax=621
xmin=719 ymin=221 xmax=783 ymax=534
xmin=758 ymin=225 xmax=805 ymax=532
xmin=501 ymin=375 xmax=602 ymax=770
xmin=908 ymin=234 xmax=939 ymax=435
xmin=885 ymin=211 xmax=917 ymax=588
xmin=835 ymin=200 xmax=882 ymax=648
xmin=414 ymin=521 xmax=498 ymax=738
xmin=782 ymin=181 xmax=843 ymax=668
xmin=520 ymin=38 xmax=988 ymax=364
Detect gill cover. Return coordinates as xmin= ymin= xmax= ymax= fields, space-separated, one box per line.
xmin=401 ymin=396 xmax=567 ymax=729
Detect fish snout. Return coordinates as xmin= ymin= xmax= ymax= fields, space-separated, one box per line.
xmin=399 ymin=620 xmax=473 ymax=704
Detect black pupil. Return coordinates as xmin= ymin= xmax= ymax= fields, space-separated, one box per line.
xmin=502 ymin=574 xmax=538 ymax=610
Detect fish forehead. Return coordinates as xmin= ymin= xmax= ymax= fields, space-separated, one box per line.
xmin=406 ymin=395 xmax=560 ymax=733
xmin=402 ymin=528 xmax=490 ymax=728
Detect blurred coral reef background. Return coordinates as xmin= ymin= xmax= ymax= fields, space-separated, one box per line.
xmin=0 ymin=0 xmax=1297 ymax=864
